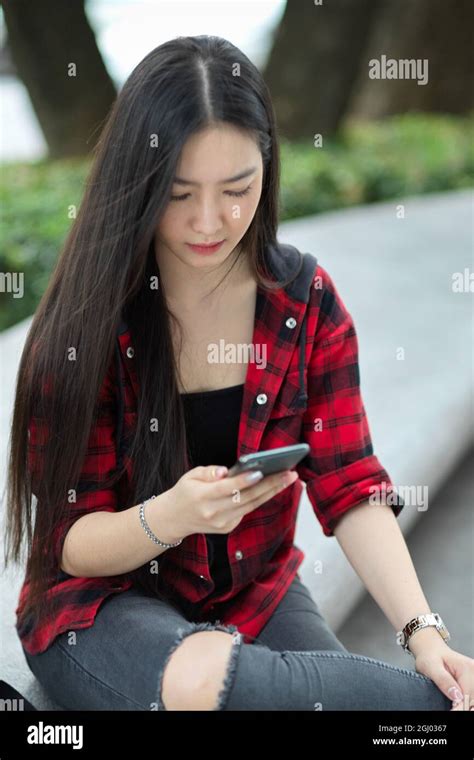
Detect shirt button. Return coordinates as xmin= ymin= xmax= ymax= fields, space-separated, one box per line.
xmin=256 ymin=393 xmax=267 ymax=405
xmin=285 ymin=317 xmax=297 ymax=329
xmin=126 ymin=346 xmax=135 ymax=358
xmin=235 ymin=550 xmax=243 ymax=560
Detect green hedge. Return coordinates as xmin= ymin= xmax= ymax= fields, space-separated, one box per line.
xmin=279 ymin=112 xmax=474 ymax=216
xmin=1 ymin=112 xmax=473 ymax=330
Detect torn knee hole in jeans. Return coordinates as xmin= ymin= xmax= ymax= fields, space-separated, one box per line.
xmin=156 ymin=621 xmax=243 ymax=711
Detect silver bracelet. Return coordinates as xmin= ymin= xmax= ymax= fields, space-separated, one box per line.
xmin=139 ymin=494 xmax=183 ymax=548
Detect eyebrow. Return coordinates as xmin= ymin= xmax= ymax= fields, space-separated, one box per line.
xmin=173 ymin=166 xmax=257 ymax=186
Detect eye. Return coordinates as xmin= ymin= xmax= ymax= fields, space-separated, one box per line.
xmin=170 ymin=193 xmax=190 ymax=202
xmin=170 ymin=185 xmax=253 ymax=202
xmin=225 ymin=186 xmax=253 ymax=198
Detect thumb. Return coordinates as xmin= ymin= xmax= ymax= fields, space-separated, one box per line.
xmin=203 ymin=464 xmax=228 ymax=481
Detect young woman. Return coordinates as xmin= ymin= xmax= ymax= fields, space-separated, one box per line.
xmin=5 ymin=35 xmax=472 ymax=712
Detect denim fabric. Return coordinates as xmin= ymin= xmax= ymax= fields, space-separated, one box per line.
xmin=23 ymin=573 xmax=452 ymax=711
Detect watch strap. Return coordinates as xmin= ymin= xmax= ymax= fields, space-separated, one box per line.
xmin=396 ymin=613 xmax=450 ymax=654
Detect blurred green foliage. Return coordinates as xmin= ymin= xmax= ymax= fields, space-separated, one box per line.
xmin=1 ymin=112 xmax=473 ymax=330
xmin=280 ymin=112 xmax=474 ymax=216
xmin=0 ymin=158 xmax=91 ymax=330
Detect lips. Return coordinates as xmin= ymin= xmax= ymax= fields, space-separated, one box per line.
xmin=186 ymin=240 xmax=225 ymax=255
xmin=190 ymin=240 xmax=224 ymax=247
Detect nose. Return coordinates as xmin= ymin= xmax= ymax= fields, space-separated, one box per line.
xmin=191 ymin=199 xmax=224 ymax=237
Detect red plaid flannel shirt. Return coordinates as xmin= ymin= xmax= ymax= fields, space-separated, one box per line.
xmin=16 ymin=243 xmax=404 ymax=654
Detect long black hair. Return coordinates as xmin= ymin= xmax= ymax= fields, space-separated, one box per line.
xmin=4 ymin=35 xmax=301 ymax=628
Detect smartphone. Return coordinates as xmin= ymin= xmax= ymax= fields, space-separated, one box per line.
xmin=226 ymin=443 xmax=310 ymax=478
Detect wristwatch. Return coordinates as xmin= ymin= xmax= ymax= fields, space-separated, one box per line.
xmin=396 ymin=613 xmax=450 ymax=655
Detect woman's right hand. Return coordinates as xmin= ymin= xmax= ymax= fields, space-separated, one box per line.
xmin=162 ymin=464 xmax=299 ymax=540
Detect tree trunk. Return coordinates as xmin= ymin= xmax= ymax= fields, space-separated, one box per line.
xmin=263 ymin=0 xmax=379 ymax=139
xmin=2 ymin=0 xmax=117 ymax=158
xmin=347 ymin=0 xmax=474 ymax=119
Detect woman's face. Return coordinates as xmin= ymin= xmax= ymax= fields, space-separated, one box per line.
xmin=155 ymin=123 xmax=264 ymax=270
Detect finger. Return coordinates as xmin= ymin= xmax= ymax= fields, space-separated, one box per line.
xmin=208 ymin=469 xmax=266 ymax=500
xmin=209 ymin=469 xmax=298 ymax=509
xmin=189 ymin=467 xmax=261 ymax=505
xmin=194 ymin=464 xmax=229 ymax=482
xmin=234 ymin=471 xmax=298 ymax=514
xmin=445 ymin=682 xmax=465 ymax=706
xmin=457 ymin=674 xmax=474 ymax=710
xmin=226 ymin=469 xmax=266 ymax=491
xmin=223 ymin=469 xmax=293 ymax=500
xmin=213 ymin=471 xmax=289 ymax=506
xmin=206 ymin=472 xmax=298 ymax=532
xmin=242 ymin=470 xmax=297 ymax=501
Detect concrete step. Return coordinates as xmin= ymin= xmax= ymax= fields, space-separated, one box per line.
xmin=1 ymin=188 xmax=472 ymax=709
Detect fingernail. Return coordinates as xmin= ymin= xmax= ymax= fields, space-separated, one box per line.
xmin=246 ymin=470 xmax=263 ymax=482
xmin=448 ymin=686 xmax=463 ymax=703
xmin=215 ymin=466 xmax=227 ymax=477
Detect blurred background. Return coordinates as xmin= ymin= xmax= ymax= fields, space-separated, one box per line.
xmin=1 ymin=0 xmax=473 ymax=329
xmin=0 ymin=0 xmax=472 ymax=709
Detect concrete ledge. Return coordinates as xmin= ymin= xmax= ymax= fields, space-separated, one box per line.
xmin=292 ymin=189 xmax=473 ymax=628
xmin=337 ymin=447 xmax=474 ymax=666
xmin=1 ymin=189 xmax=472 ymax=710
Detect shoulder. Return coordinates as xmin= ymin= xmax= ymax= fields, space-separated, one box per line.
xmin=306 ymin=260 xmax=355 ymax=341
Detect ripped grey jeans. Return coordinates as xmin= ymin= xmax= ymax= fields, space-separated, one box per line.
xmin=23 ymin=573 xmax=452 ymax=711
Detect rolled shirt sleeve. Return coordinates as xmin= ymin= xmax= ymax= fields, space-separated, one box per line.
xmin=296 ymin=264 xmax=405 ymax=537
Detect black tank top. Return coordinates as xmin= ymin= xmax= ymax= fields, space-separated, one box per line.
xmin=180 ymin=383 xmax=244 ymax=594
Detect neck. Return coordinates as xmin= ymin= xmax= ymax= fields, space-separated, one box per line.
xmin=155 ymin=241 xmax=255 ymax=311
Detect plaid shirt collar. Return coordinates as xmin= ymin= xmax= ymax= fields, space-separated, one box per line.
xmin=115 ymin=242 xmax=318 ymax=459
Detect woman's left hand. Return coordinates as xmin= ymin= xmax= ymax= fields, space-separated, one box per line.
xmin=413 ymin=640 xmax=474 ymax=710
